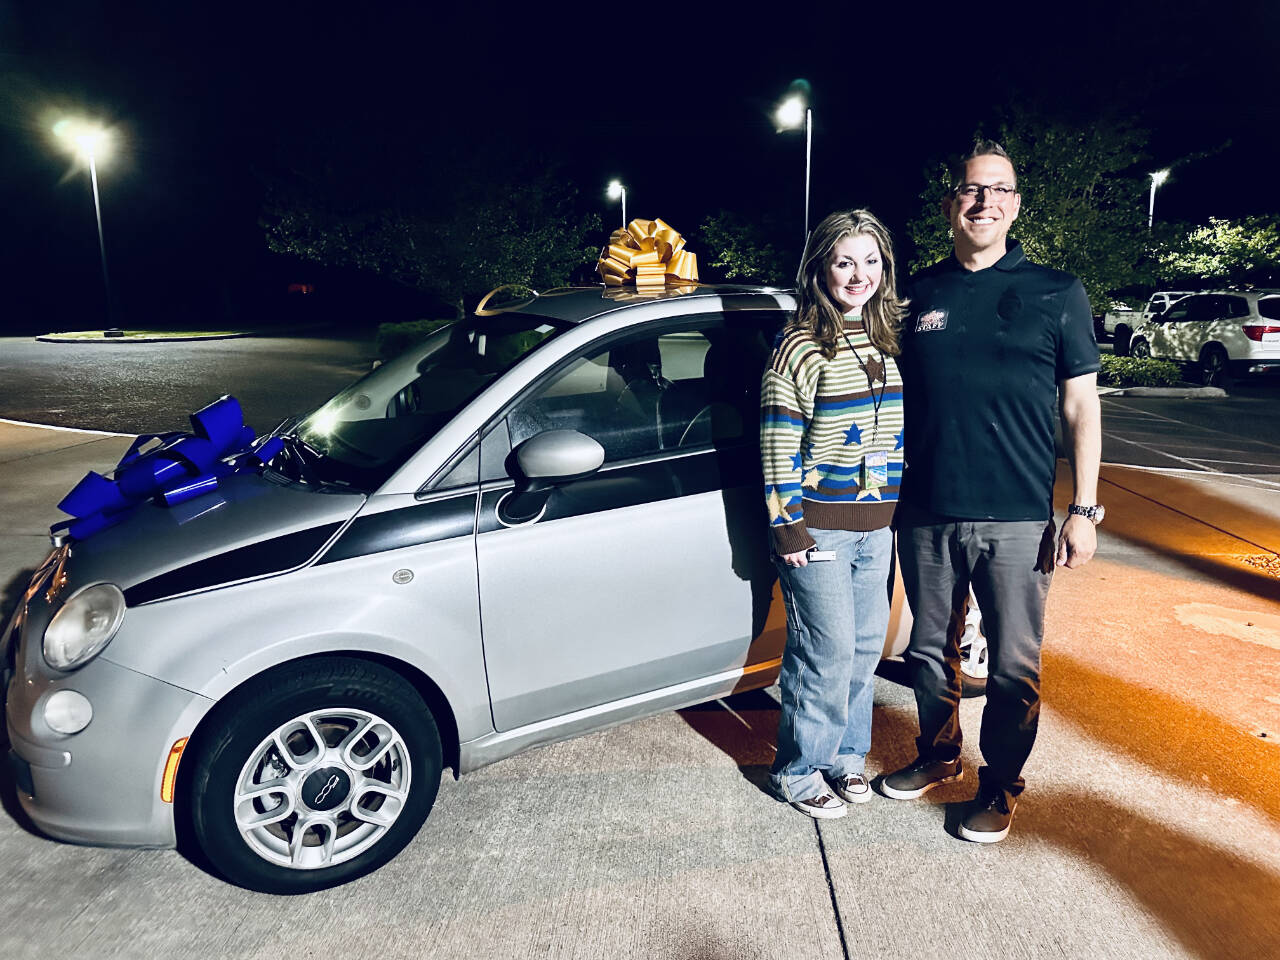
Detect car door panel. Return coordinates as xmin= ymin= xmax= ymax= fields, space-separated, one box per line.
xmin=474 ymin=316 xmax=785 ymax=732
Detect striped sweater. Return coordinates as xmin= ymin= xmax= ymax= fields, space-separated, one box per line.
xmin=761 ymin=317 xmax=904 ymax=554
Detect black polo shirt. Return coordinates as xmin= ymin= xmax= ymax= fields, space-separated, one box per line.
xmin=898 ymin=240 xmax=1098 ymax=521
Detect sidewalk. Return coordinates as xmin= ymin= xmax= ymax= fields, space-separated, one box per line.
xmin=2 ymin=420 xmax=1279 ymax=959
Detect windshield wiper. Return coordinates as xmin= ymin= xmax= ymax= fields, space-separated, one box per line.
xmin=273 ymin=432 xmax=324 ymax=485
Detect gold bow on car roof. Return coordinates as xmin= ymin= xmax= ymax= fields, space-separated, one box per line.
xmin=596 ymin=218 xmax=699 ymax=287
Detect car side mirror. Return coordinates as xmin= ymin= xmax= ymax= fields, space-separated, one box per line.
xmin=499 ymin=430 xmax=605 ymax=525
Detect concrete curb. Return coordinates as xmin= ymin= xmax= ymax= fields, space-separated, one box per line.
xmin=1104 ymin=385 xmax=1227 ymax=399
xmin=35 ymin=332 xmax=254 ymax=344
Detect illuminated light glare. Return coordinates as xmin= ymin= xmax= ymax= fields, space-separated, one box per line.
xmin=1150 ymin=168 xmax=1171 ymax=188
xmin=607 ymin=179 xmax=623 ymax=200
xmin=774 ymin=95 xmax=805 ymax=130
xmin=53 ymin=117 xmax=114 ymax=163
xmin=161 ymin=738 xmax=189 ymax=803
xmin=309 ymin=408 xmax=339 ymax=435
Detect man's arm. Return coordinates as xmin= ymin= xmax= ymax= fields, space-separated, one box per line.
xmin=1056 ymin=372 xmax=1101 ymax=568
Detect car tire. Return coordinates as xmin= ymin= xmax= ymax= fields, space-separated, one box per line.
xmin=1113 ymin=324 xmax=1132 ymax=357
xmin=960 ymin=672 xmax=987 ymax=699
xmin=1130 ymin=337 xmax=1151 ymax=359
xmin=959 ymin=634 xmax=987 ymax=699
xmin=183 ymin=656 xmax=442 ymax=894
xmin=1199 ymin=345 xmax=1232 ymax=389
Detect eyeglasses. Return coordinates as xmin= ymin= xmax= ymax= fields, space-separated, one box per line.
xmin=955 ymin=183 xmax=1017 ymax=203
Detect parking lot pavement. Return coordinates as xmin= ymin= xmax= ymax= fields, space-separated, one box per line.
xmin=2 ymin=423 xmax=1279 ymax=959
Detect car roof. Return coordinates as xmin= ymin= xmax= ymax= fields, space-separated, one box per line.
xmin=489 ymin=283 xmax=795 ymax=324
xmin=1182 ymin=289 xmax=1280 ymax=298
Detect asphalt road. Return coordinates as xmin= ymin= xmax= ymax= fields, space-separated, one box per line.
xmin=0 ymin=335 xmax=376 ymax=435
xmin=1099 ymin=388 xmax=1280 ymax=481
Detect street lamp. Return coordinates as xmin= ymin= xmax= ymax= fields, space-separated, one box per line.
xmin=1148 ymin=168 xmax=1171 ymax=233
xmin=607 ymin=179 xmax=627 ymax=229
xmin=774 ymin=85 xmax=812 ymax=245
xmin=53 ymin=118 xmax=114 ymax=322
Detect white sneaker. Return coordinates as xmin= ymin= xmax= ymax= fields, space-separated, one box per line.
xmin=789 ymin=792 xmax=847 ymax=819
xmin=831 ymin=772 xmax=873 ymax=804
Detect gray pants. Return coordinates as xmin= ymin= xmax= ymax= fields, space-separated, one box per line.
xmin=898 ymin=517 xmax=1055 ymax=796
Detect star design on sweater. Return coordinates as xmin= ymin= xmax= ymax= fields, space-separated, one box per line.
xmin=844 ymin=422 xmax=862 ymax=445
xmin=802 ymin=468 xmax=822 ymax=489
xmin=790 ymin=451 xmax=804 ymax=472
xmin=766 ymin=487 xmax=790 ymax=522
xmin=894 ymin=429 xmax=904 ymax=451
xmin=862 ymin=355 xmax=885 ymax=383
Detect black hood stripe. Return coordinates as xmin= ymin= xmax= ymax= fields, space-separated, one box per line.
xmin=318 ymin=493 xmax=476 ymax=564
xmin=123 ymin=523 xmax=343 ymax=606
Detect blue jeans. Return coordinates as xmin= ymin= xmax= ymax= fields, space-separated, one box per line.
xmin=769 ymin=526 xmax=893 ymax=803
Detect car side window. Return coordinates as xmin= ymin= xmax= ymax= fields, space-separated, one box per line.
xmin=1163 ymin=301 xmax=1191 ymax=322
xmin=1259 ymin=297 xmax=1280 ymax=322
xmin=506 ymin=314 xmax=776 ymax=465
xmin=426 ymin=435 xmax=479 ymax=491
xmin=1224 ymin=295 xmax=1250 ymax=319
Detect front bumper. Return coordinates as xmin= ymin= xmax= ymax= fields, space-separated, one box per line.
xmin=4 ymin=620 xmax=213 ymax=848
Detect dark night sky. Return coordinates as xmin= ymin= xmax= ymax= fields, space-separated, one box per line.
xmin=2 ymin=1 xmax=1277 ymax=330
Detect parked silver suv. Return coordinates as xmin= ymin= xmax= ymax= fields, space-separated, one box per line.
xmin=3 ymin=284 xmax=976 ymax=894
xmin=1129 ymin=289 xmax=1280 ymax=386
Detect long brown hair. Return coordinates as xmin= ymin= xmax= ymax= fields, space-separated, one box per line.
xmin=788 ymin=209 xmax=907 ymax=359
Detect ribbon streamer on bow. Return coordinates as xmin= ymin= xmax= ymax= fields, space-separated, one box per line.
xmin=51 ymin=395 xmax=285 ymax=542
xmin=596 ymin=218 xmax=699 ymax=288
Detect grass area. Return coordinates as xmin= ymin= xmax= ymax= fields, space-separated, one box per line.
xmin=42 ymin=329 xmax=244 ymax=340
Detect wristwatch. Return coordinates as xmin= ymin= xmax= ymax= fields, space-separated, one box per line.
xmin=1068 ymin=503 xmax=1105 ymax=525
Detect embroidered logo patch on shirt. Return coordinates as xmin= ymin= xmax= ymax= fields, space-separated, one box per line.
xmin=915 ymin=308 xmax=948 ymax=332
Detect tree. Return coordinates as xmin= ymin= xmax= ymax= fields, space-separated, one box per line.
xmin=261 ymin=145 xmax=601 ymax=316
xmin=697 ymin=210 xmax=791 ymax=285
xmin=1153 ymin=216 xmax=1280 ymax=286
xmin=907 ymin=109 xmax=1153 ymax=313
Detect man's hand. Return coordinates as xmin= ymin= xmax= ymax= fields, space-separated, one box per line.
xmin=1055 ymin=514 xmax=1097 ymax=568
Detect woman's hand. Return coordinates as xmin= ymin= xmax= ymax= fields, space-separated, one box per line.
xmin=780 ymin=549 xmax=809 ymax=568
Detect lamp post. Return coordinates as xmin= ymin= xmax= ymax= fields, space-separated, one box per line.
xmin=607 ymin=179 xmax=627 ymax=229
xmin=774 ymin=89 xmax=812 ymax=245
xmin=1148 ymin=168 xmax=1171 ymax=233
xmin=53 ymin=118 xmax=114 ymax=322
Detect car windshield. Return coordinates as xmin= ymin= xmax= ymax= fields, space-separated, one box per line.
xmin=282 ymin=312 xmax=567 ymax=491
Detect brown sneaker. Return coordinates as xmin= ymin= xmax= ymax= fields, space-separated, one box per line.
xmin=959 ymin=788 xmax=1016 ymax=843
xmin=881 ymin=756 xmax=963 ymax=800
xmin=789 ymin=792 xmax=847 ymax=819
xmin=830 ymin=772 xmax=873 ymax=804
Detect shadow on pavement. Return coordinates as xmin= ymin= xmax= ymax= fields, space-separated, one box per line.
xmin=1043 ymin=649 xmax=1280 ymax=824
xmin=678 ymin=690 xmax=778 ymax=797
xmin=1067 ymin=466 xmax=1280 ymax=604
xmin=1024 ymin=788 xmax=1280 ymax=958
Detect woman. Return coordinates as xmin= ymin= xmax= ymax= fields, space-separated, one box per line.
xmin=761 ymin=209 xmax=907 ymax=818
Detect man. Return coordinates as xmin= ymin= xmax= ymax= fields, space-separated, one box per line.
xmin=884 ymin=140 xmax=1102 ymax=842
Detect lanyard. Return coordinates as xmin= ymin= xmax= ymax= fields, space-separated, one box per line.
xmin=840 ymin=326 xmax=886 ymax=443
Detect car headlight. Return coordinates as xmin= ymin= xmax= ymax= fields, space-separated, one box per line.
xmin=43 ymin=583 xmax=126 ymax=671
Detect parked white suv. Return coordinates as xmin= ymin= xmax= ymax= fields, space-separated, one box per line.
xmin=1129 ymin=289 xmax=1280 ymax=386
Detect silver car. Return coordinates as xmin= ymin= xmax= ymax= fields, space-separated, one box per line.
xmin=2 ymin=284 xmax=976 ymax=893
